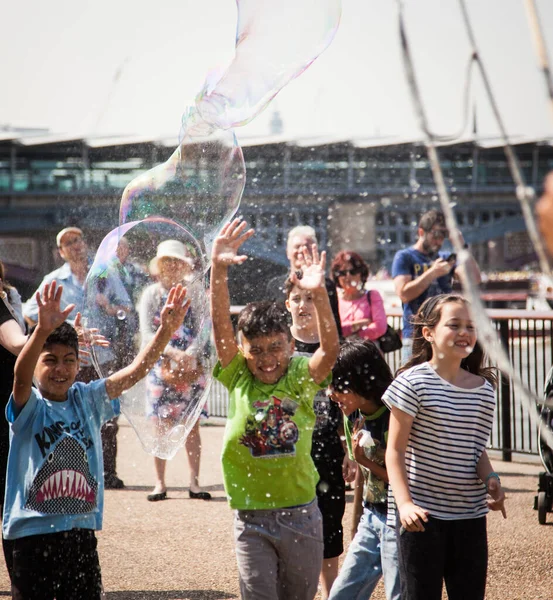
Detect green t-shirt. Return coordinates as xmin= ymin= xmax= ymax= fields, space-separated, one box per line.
xmin=214 ymin=352 xmax=328 ymax=510
xmin=344 ymin=406 xmax=390 ymax=506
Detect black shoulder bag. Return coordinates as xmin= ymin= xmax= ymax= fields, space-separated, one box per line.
xmin=366 ymin=290 xmax=402 ymax=353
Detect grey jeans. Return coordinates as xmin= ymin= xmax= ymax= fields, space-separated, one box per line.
xmin=234 ymin=499 xmax=324 ymax=600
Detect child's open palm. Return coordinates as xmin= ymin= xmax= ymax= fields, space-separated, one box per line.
xmin=291 ymin=244 xmax=326 ymax=291
xmin=212 ymin=219 xmax=254 ymax=266
xmin=159 ymin=284 xmax=191 ymax=333
xmin=36 ymin=281 xmax=75 ymax=333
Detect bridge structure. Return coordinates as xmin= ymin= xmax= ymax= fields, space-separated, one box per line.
xmin=0 ymin=129 xmax=551 ymax=298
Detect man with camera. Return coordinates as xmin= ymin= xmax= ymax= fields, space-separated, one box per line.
xmin=392 ymin=209 xmax=481 ymax=361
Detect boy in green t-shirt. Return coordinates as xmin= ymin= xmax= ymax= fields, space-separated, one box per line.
xmin=211 ymin=218 xmax=339 ymax=600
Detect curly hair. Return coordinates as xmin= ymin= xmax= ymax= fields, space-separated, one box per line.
xmin=330 ymin=250 xmax=369 ymax=288
xmin=399 ymin=294 xmax=496 ymax=387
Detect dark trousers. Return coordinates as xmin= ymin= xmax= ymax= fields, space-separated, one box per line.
xmin=397 ymin=515 xmax=488 ymax=600
xmin=77 ymin=365 xmax=119 ymax=478
xmin=10 ymin=529 xmax=102 ymax=600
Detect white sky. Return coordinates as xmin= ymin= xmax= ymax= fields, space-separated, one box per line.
xmin=2 ymin=0 xmax=553 ymax=142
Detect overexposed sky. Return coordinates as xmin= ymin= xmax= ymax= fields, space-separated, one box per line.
xmin=2 ymin=0 xmax=553 ymax=142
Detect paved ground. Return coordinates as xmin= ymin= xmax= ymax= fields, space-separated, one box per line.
xmin=0 ymin=419 xmax=551 ymax=600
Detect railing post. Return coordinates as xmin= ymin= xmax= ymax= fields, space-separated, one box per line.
xmin=498 ymin=320 xmax=512 ymax=462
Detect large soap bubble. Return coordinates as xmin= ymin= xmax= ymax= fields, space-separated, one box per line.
xmin=195 ymin=0 xmax=342 ymax=130
xmin=84 ymin=217 xmax=214 ymax=459
xmin=110 ymin=0 xmax=342 ymax=458
xmin=119 ymin=125 xmax=246 ymax=260
xmin=120 ymin=0 xmax=342 ymax=255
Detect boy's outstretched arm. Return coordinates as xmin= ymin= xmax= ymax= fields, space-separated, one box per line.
xmin=13 ymin=281 xmax=75 ymax=409
xmin=105 ymin=285 xmax=190 ymax=399
xmin=210 ymin=219 xmax=254 ymax=368
xmin=291 ymin=245 xmax=339 ymax=384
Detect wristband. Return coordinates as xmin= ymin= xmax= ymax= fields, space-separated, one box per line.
xmin=485 ymin=472 xmax=500 ymax=487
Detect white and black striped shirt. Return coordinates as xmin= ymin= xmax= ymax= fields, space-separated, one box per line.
xmin=383 ymin=362 xmax=496 ymax=522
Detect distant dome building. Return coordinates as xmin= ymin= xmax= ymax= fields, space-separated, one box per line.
xmin=269 ymin=110 xmax=283 ymax=135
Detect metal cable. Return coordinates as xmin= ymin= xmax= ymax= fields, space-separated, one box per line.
xmin=457 ymin=0 xmax=551 ymax=276
xmin=524 ymin=0 xmax=553 ymax=123
xmin=396 ymin=0 xmax=553 ymax=450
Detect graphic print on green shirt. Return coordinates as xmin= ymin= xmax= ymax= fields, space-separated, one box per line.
xmin=240 ymin=396 xmax=300 ymax=457
xmin=214 ymin=353 xmax=330 ymax=510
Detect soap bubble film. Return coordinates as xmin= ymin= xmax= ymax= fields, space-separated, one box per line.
xmin=119 ymin=126 xmax=246 ymax=259
xmin=194 ymin=0 xmax=342 ymax=130
xmin=84 ymin=218 xmax=214 ymax=459
xmin=105 ymin=0 xmax=341 ymax=458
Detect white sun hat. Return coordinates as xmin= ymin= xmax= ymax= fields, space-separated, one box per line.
xmin=150 ymin=240 xmax=194 ymax=274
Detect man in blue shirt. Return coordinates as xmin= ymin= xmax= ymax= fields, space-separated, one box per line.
xmin=23 ymin=227 xmax=90 ymax=327
xmin=391 ymin=210 xmax=481 ymax=361
xmin=23 ymin=227 xmax=131 ymax=489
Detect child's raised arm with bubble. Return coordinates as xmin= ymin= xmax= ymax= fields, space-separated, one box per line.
xmin=5 ymin=280 xmax=190 ymax=598
xmin=210 ymin=218 xmax=339 ymax=599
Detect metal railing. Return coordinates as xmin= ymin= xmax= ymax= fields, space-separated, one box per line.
xmin=207 ymin=306 xmax=553 ymax=459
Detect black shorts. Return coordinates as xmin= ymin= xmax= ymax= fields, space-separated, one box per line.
xmin=315 ymin=455 xmax=346 ymax=559
xmin=10 ymin=529 xmax=102 ymax=600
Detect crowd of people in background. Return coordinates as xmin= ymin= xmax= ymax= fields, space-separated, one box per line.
xmin=0 ymin=203 xmax=514 ymax=600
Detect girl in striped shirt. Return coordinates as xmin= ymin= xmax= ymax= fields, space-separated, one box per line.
xmin=384 ymin=294 xmax=506 ymax=600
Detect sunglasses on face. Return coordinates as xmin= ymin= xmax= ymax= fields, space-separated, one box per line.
xmin=428 ymin=229 xmax=449 ymax=239
xmin=334 ymin=268 xmax=361 ymax=277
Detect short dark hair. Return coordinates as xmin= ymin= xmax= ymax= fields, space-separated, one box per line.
xmin=418 ymin=209 xmax=446 ymax=232
xmin=331 ymin=339 xmax=393 ymax=405
xmin=43 ymin=322 xmax=79 ymax=357
xmin=237 ymin=301 xmax=291 ymax=341
xmin=330 ymin=250 xmax=369 ymax=288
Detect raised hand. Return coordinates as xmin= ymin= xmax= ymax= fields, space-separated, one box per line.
xmin=159 ymin=284 xmax=191 ymax=333
xmin=291 ymin=244 xmax=326 ymax=291
xmin=212 ymin=218 xmax=255 ymax=266
xmin=74 ymin=312 xmax=111 ymax=351
xmin=36 ymin=281 xmax=75 ymax=334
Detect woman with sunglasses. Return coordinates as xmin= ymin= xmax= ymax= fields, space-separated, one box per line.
xmin=331 ymin=251 xmax=388 ymax=343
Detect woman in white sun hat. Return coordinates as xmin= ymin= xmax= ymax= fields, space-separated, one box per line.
xmin=139 ymin=239 xmax=211 ymax=501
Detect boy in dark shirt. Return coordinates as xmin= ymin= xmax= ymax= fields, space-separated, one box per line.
xmin=327 ymin=339 xmax=400 ymax=600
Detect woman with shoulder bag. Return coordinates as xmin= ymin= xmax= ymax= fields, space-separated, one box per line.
xmin=331 ymin=250 xmax=388 ymax=342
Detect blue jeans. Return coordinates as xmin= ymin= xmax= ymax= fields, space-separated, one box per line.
xmin=329 ymin=507 xmax=400 ymax=600
xmin=234 ymin=499 xmax=323 ymax=600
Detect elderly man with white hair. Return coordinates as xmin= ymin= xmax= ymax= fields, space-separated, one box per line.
xmin=266 ymin=226 xmax=341 ymax=327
